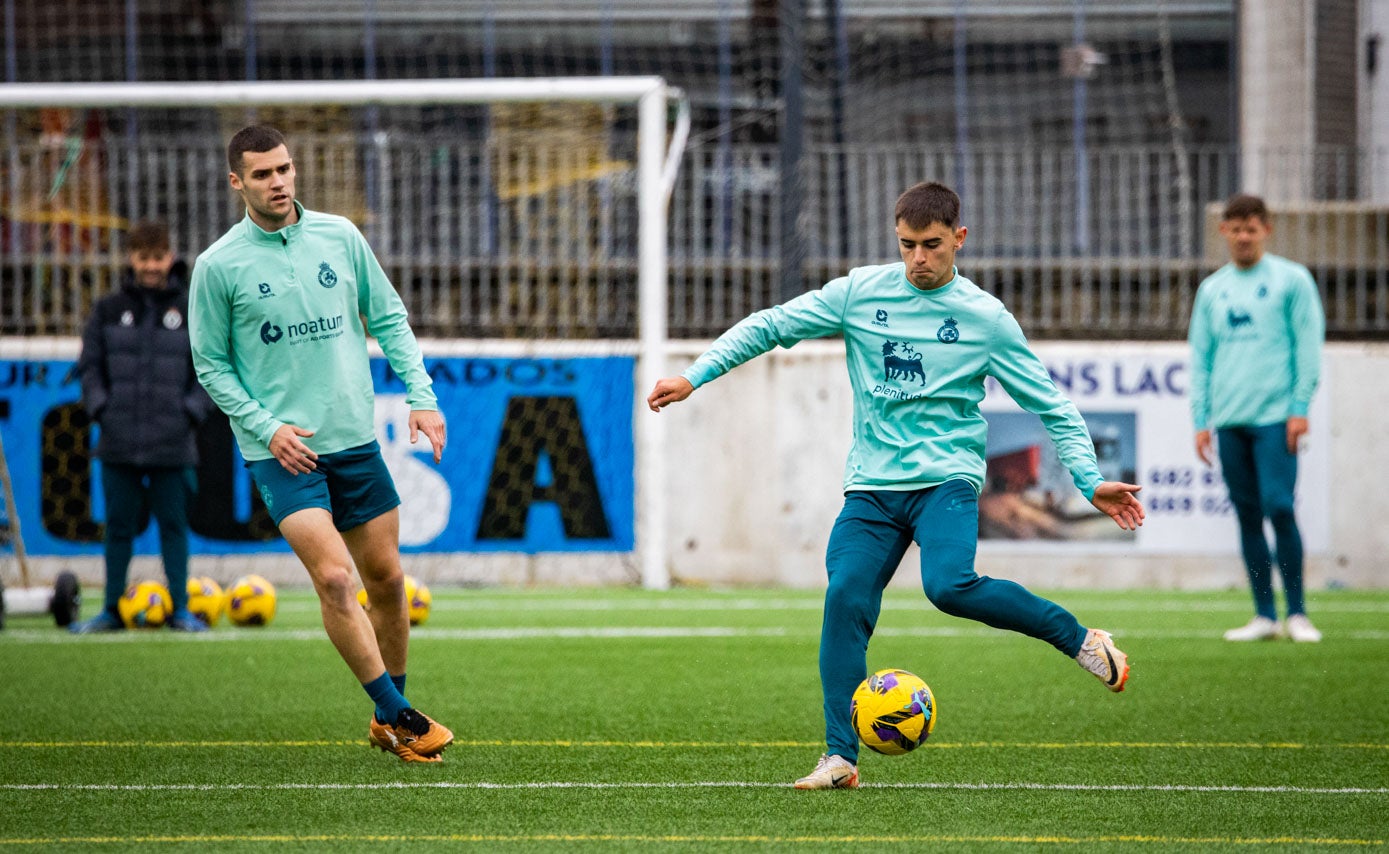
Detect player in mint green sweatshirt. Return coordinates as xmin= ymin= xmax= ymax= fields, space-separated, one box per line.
xmin=189 ymin=125 xmax=453 ymax=763
xmin=1188 ymin=194 xmax=1325 ymax=644
xmin=647 ymin=182 xmax=1145 ymax=789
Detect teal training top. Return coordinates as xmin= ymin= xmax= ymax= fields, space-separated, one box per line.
xmin=682 ymin=263 xmax=1105 ymax=499
xmin=189 ymin=202 xmax=436 ymax=461
xmin=1187 ymin=253 xmax=1324 ymax=432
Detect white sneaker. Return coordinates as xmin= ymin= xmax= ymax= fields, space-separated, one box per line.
xmin=1285 ymin=614 xmax=1322 ymax=643
xmin=793 ymin=753 xmax=859 ymax=790
xmin=1075 ymin=628 xmax=1129 ymax=692
xmin=1223 ymin=616 xmax=1282 ymax=642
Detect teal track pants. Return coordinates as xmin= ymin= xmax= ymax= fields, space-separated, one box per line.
xmin=819 ymin=480 xmax=1089 ymax=762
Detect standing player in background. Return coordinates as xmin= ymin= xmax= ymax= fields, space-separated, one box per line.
xmin=1188 ymin=193 xmax=1325 ymax=643
xmin=70 ymin=220 xmax=214 ymax=634
xmin=647 ymin=181 xmax=1145 ymax=790
xmin=189 ymin=125 xmax=454 ymax=762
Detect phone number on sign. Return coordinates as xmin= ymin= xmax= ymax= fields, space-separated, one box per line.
xmin=1144 ymin=467 xmax=1231 ymax=516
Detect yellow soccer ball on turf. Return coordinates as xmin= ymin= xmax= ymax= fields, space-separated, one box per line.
xmin=118 ymin=580 xmax=173 ymax=628
xmin=186 ymin=577 xmax=225 ymax=627
xmin=850 ymin=668 xmax=937 ymax=755
xmin=405 ymin=576 xmax=432 ymax=626
xmin=356 ymin=575 xmax=432 ymax=626
xmin=227 ymin=575 xmax=277 ymax=627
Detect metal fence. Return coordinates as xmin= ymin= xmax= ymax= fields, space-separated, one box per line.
xmin=3 ymin=133 xmax=1386 ymax=339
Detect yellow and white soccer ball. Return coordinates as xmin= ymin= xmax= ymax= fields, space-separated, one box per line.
xmin=227 ymin=574 xmax=276 ymax=627
xmin=117 ymin=580 xmax=172 ymax=628
xmin=185 ymin=577 xmax=225 ymax=627
xmin=850 ymin=668 xmax=937 ymax=755
xmin=356 ymin=575 xmax=432 ymax=626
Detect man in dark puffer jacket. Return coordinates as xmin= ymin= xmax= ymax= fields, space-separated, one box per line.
xmin=70 ymin=220 xmax=215 ymax=633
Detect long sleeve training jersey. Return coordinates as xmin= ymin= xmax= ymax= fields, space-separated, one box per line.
xmin=189 ymin=202 xmax=436 ymax=461
xmin=1187 ymin=253 xmax=1323 ymax=432
xmin=683 ymin=263 xmax=1104 ymax=499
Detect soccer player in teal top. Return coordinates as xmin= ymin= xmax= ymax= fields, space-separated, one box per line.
xmin=647 ymin=182 xmax=1144 ymax=790
xmin=1188 ymin=193 xmax=1325 ymax=644
xmin=189 ymin=125 xmax=454 ymax=763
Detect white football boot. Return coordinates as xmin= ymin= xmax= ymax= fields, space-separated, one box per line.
xmin=1075 ymin=628 xmax=1129 ymax=692
xmin=793 ymin=753 xmax=859 ymax=790
xmin=1285 ymin=614 xmax=1323 ymax=643
xmin=1223 ymin=616 xmax=1282 ymax=642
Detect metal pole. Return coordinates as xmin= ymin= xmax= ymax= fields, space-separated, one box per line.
xmin=1073 ymin=0 xmax=1089 ymax=254
xmin=364 ymin=0 xmax=381 ymax=245
xmin=637 ymin=85 xmax=669 ymax=590
xmin=953 ymin=0 xmax=969 ymax=201
xmin=718 ymin=0 xmax=733 ymax=254
xmin=778 ymin=0 xmax=805 ymax=303
xmin=0 ymin=431 xmax=32 ymax=588
xmin=3 ymin=0 xmax=15 ymax=335
xmin=828 ymin=0 xmax=851 ymax=259
xmin=244 ymin=0 xmax=258 ymax=82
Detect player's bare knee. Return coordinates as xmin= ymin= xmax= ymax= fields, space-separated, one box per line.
xmin=312 ymin=566 xmax=358 ymax=610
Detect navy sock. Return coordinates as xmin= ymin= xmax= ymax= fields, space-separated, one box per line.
xmin=363 ymin=671 xmax=411 ymax=725
xmin=391 ymin=672 xmax=406 ymax=698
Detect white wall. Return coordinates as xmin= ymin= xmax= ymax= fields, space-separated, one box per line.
xmin=658 ymin=340 xmax=1388 ymax=592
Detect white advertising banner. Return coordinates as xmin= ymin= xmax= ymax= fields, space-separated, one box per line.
xmin=979 ymin=341 xmax=1330 ymax=554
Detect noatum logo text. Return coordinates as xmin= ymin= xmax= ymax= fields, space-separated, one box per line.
xmin=261 ymin=314 xmax=344 ymax=345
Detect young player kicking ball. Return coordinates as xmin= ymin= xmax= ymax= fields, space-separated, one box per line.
xmin=647 ymin=181 xmax=1142 ymax=789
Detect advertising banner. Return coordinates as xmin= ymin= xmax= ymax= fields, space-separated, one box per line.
xmin=0 ymin=355 xmax=634 ymax=556
xmin=980 ymin=342 xmax=1330 ymax=553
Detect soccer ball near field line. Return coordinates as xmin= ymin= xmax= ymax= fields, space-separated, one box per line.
xmin=186 ymin=577 xmax=225 ymax=627
xmin=227 ymin=575 xmax=277 ymax=627
xmin=117 ymin=580 xmax=173 ymax=628
xmin=356 ymin=575 xmax=432 ymax=626
xmin=851 ymin=668 xmax=937 ymax=755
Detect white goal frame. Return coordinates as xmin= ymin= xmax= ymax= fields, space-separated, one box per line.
xmin=0 ymin=77 xmax=688 ymax=590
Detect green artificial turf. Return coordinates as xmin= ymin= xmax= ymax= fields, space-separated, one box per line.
xmin=1 ymin=587 xmax=1385 ymax=851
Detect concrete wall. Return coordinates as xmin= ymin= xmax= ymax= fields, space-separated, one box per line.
xmin=658 ymin=340 xmax=1389 ymax=592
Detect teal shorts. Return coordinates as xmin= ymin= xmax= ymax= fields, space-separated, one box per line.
xmin=247 ymin=440 xmax=400 ymax=531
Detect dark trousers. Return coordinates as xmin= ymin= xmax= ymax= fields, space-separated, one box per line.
xmin=100 ymin=463 xmax=195 ymax=614
xmin=819 ymin=480 xmax=1088 ymax=762
xmin=1216 ymin=423 xmax=1305 ymax=620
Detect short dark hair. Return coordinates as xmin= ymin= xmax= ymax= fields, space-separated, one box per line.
xmin=895 ymin=182 xmax=960 ymax=230
xmin=1222 ymin=193 xmax=1270 ymax=224
xmin=227 ymin=125 xmax=288 ymax=174
xmin=127 ymin=219 xmax=170 ymax=254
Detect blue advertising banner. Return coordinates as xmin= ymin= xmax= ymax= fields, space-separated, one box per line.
xmin=0 ymin=356 xmax=634 ymax=556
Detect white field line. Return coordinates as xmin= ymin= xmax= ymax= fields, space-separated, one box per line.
xmin=3 ymin=780 xmax=1387 ymax=796
xmin=4 ymin=738 xmax=1386 ymax=750
xmin=0 ymin=832 xmax=1384 ymax=848
xmin=6 ymin=625 xmax=1389 ymax=644
xmin=272 ymin=597 xmax=1389 ymax=614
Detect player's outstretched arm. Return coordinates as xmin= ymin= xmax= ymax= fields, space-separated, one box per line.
xmin=1091 ymin=481 xmax=1145 ymax=531
xmin=647 ymin=377 xmax=695 ymax=412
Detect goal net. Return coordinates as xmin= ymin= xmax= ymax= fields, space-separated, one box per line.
xmin=0 ymin=78 xmax=686 ymax=590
